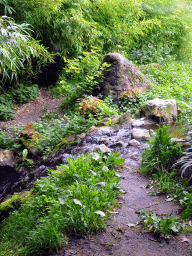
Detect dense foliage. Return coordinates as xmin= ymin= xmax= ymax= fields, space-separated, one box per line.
xmin=0 ymin=153 xmax=124 ymax=255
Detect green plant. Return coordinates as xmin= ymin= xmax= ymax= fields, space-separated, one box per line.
xmin=141 ymin=125 xmax=182 ymax=176
xmin=78 ymin=96 xmax=117 ymax=119
xmin=59 ymin=49 xmax=107 ymax=109
xmin=0 ymin=16 xmax=53 ymax=83
xmin=140 ymin=211 xmax=182 ymax=238
xmin=20 ymin=149 xmax=33 ymax=167
xmin=10 ymin=84 xmax=40 ymax=105
xmin=0 ymin=152 xmax=124 ymax=255
xmin=117 ymin=89 xmax=143 ymax=114
xmin=173 ymin=143 xmax=192 ymax=180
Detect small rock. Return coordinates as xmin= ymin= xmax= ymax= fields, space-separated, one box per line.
xmin=131 ymin=128 xmax=150 ymax=140
xmin=110 ymin=141 xmax=124 ymax=148
xmin=99 ymin=138 xmax=111 ymax=145
xmin=129 ymin=139 xmax=140 ymax=146
xmin=76 ymin=133 xmax=86 ymax=144
xmin=118 ymin=110 xmax=131 ymax=124
xmin=132 ymin=119 xmax=145 ymax=127
xmin=95 ymin=144 xmax=111 ymax=153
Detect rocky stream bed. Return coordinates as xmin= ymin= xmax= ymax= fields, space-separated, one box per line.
xmin=1 ymin=116 xmax=192 ymax=255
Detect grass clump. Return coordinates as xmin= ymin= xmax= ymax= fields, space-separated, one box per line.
xmin=141 ymin=125 xmax=182 ymax=176
xmin=0 ymin=152 xmax=124 ymax=255
xmin=141 ymin=125 xmax=192 ymax=222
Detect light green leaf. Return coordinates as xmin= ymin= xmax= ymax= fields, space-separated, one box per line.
xmin=95 ymin=210 xmax=105 ymax=217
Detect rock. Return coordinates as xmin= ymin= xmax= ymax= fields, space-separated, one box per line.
xmin=118 ymin=110 xmax=131 ymax=124
xmin=99 ymin=138 xmax=111 ymax=145
xmin=95 ymin=144 xmax=111 ymax=153
xmin=0 ymin=150 xmax=18 ymax=203
xmin=129 ymin=139 xmax=141 ymax=146
xmin=97 ymin=53 xmax=151 ymax=100
xmin=76 ymin=133 xmax=86 ymax=144
xmin=132 ymin=128 xmax=150 ymax=140
xmin=132 ymin=119 xmax=145 ymax=127
xmin=110 ymin=140 xmax=124 ymax=148
xmin=0 ymin=150 xmax=15 ymax=178
xmin=140 ymin=98 xmax=177 ymax=122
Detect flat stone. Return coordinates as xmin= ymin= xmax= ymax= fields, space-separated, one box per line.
xmin=132 ymin=119 xmax=145 ymax=127
xmin=129 ymin=139 xmax=141 ymax=146
xmin=131 ymin=128 xmax=150 ymax=140
xmin=95 ymin=144 xmax=111 ymax=153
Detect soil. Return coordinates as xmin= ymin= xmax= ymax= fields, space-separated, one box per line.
xmin=1 ymin=90 xmax=192 ymax=256
xmin=0 ymin=88 xmax=64 ymax=131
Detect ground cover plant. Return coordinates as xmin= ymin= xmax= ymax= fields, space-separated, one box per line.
xmin=0 ymin=84 xmax=40 ymax=121
xmin=141 ymin=125 xmax=192 ymax=236
xmin=0 ymin=152 xmax=124 ymax=255
xmin=139 ymin=211 xmax=182 ymax=238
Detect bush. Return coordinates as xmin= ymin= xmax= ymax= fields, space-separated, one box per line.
xmin=141 ymin=125 xmax=182 ymax=176
xmin=0 ymin=16 xmax=53 ymax=84
xmin=78 ymin=96 xmax=117 ymax=119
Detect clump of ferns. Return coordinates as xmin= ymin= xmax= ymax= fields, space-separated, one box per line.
xmin=173 ymin=143 xmax=192 ymax=180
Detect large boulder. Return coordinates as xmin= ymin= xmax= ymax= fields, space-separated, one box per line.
xmin=140 ymin=98 xmax=177 ymax=122
xmin=98 ymin=53 xmax=151 ymax=100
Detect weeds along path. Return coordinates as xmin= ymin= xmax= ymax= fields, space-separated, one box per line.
xmin=50 ymin=154 xmax=192 ymax=256
xmin=1 ymin=89 xmax=192 ymax=255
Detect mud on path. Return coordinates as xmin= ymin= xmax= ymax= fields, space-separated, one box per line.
xmin=49 ymin=158 xmax=192 ymax=256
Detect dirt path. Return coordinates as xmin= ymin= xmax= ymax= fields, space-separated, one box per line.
xmin=1 ymin=89 xmax=192 ymax=255
xmin=0 ymin=88 xmax=64 ymax=131
xmin=49 ymin=159 xmax=192 ymax=256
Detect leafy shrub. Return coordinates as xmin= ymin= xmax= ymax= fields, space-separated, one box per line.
xmin=78 ymin=96 xmax=117 ymax=119
xmin=0 ymin=103 xmax=14 ymax=121
xmin=0 ymin=16 xmax=53 ymax=83
xmin=59 ymin=50 xmax=108 ymax=109
xmin=0 ymin=153 xmax=124 ymax=255
xmin=117 ymin=89 xmax=143 ymax=114
xmin=141 ymin=125 xmax=182 ymax=176
xmin=10 ymin=84 xmax=39 ymax=105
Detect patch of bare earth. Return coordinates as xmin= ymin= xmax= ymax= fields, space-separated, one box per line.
xmin=0 ymin=88 xmax=64 ymax=131
xmin=49 ymin=161 xmax=192 ymax=256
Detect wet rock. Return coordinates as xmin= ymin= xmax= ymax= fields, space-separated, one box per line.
xmin=98 ymin=53 xmax=151 ymax=100
xmin=118 ymin=110 xmax=131 ymax=125
xmin=0 ymin=150 xmax=19 ymax=203
xmin=110 ymin=140 xmax=125 ymax=148
xmin=140 ymin=98 xmax=177 ymax=122
xmin=95 ymin=144 xmax=111 ymax=153
xmin=99 ymin=138 xmax=112 ymax=145
xmin=76 ymin=133 xmax=86 ymax=144
xmin=34 ymin=165 xmax=49 ymax=180
xmin=131 ymin=128 xmax=150 ymax=140
xmin=132 ymin=119 xmax=145 ymax=127
xmin=129 ymin=139 xmax=141 ymax=146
